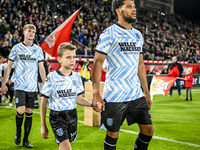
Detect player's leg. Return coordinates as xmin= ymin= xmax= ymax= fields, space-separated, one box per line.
xmin=134 ymin=124 xmax=154 ymax=150
xmin=101 ymin=101 xmax=128 ymax=150
xmin=15 ymin=106 xmax=26 ymax=145
xmin=59 ymin=139 xmax=72 ymax=150
xmin=104 ymin=131 xmax=118 ymax=150
xmin=126 ymin=97 xmax=154 ymax=150
xmin=15 ymin=90 xmax=26 ymax=145
xmin=23 ymin=107 xmax=33 ymax=148
xmin=23 ymin=91 xmax=37 ymax=148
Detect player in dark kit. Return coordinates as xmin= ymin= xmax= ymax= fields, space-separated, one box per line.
xmin=92 ymin=0 xmax=154 ymax=150
xmin=1 ymin=24 xmax=46 ymax=148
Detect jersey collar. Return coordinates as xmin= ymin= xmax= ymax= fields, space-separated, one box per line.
xmin=116 ymin=23 xmax=133 ymax=30
xmin=56 ymin=69 xmax=72 ymax=76
xmin=22 ymin=42 xmax=34 ymax=47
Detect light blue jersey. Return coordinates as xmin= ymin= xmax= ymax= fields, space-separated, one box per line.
xmin=41 ymin=70 xmax=84 ymax=111
xmin=2 ymin=62 xmax=15 ymax=82
xmin=8 ymin=42 xmax=44 ymax=92
xmin=96 ymin=23 xmax=144 ymax=102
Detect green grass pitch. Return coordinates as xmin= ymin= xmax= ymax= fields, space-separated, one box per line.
xmin=0 ymin=88 xmax=200 ymax=150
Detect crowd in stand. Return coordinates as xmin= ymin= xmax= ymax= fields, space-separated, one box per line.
xmin=0 ymin=0 xmax=200 ymax=63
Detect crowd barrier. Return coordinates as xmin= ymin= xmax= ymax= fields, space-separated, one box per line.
xmin=47 ymin=58 xmax=200 ymax=75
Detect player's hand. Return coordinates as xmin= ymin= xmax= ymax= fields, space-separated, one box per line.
xmin=1 ymin=84 xmax=8 ymax=95
xmin=41 ymin=125 xmax=49 ymax=139
xmin=92 ymin=93 xmax=105 ymax=112
xmin=146 ymin=94 xmax=152 ymax=109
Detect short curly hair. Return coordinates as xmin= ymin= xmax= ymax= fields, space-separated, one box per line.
xmin=112 ymin=0 xmax=133 ymax=17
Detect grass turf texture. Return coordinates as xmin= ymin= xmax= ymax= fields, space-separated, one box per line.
xmin=0 ymin=88 xmax=200 ymax=150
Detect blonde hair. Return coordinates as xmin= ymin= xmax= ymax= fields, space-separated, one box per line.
xmin=186 ymin=69 xmax=191 ymax=73
xmin=57 ymin=42 xmax=77 ymax=57
xmin=23 ymin=24 xmax=36 ymax=31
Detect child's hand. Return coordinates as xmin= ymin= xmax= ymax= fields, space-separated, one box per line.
xmin=97 ymin=101 xmax=102 ymax=110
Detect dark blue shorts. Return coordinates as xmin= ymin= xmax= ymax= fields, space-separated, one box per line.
xmin=100 ymin=96 xmax=152 ymax=132
xmin=50 ymin=109 xmax=77 ymax=144
xmin=15 ymin=90 xmax=38 ymax=109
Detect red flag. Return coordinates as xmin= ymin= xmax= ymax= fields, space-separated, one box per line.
xmin=150 ymin=75 xmax=177 ymax=99
xmin=40 ymin=8 xmax=81 ymax=57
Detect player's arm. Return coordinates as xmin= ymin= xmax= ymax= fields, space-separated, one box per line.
xmin=38 ymin=61 xmax=46 ymax=84
xmin=76 ymin=94 xmax=92 ymax=107
xmin=1 ymin=60 xmax=13 ymax=94
xmin=138 ymin=54 xmax=151 ymax=109
xmin=92 ymin=52 xmax=106 ymax=112
xmin=40 ymin=96 xmax=49 ymax=139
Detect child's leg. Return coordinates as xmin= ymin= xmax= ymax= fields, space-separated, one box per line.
xmin=189 ymin=88 xmax=192 ymax=100
xmin=186 ymin=88 xmax=188 ymax=100
xmin=59 ymin=139 xmax=71 ymax=150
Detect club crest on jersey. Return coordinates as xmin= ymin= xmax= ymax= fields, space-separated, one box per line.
xmin=56 ymin=128 xmax=63 ymax=136
xmin=118 ymin=42 xmax=141 ymax=52
xmin=107 ymin=118 xmax=113 ymax=126
xmin=72 ymin=80 xmax=77 ymax=86
xmin=16 ymin=98 xmax=19 ymax=103
xmin=97 ymin=38 xmax=101 ymax=45
xmin=135 ymin=33 xmax=140 ymax=40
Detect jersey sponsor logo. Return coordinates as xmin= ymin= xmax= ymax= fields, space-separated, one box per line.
xmin=106 ymin=118 xmax=113 ymax=126
xmin=19 ymin=54 xmax=36 ymax=62
xmin=57 ymin=89 xmax=76 ymax=98
xmin=118 ymin=42 xmax=141 ymax=52
xmin=56 ymin=128 xmax=63 ymax=136
xmin=118 ymin=33 xmax=127 ymax=35
xmin=56 ymin=80 xmax=65 ymax=82
xmin=70 ymin=131 xmax=77 ymax=137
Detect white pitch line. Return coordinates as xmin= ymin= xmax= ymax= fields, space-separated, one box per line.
xmin=3 ymin=106 xmax=200 ymax=148
xmin=120 ymin=129 xmax=200 ymax=148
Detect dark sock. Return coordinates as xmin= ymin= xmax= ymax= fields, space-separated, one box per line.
xmin=24 ymin=112 xmax=32 ymax=141
xmin=0 ymin=95 xmax=2 ymax=104
xmin=5 ymin=93 xmax=8 ymax=99
xmin=134 ymin=133 xmax=152 ymax=150
xmin=104 ymin=135 xmax=118 ymax=150
xmin=16 ymin=112 xmax=24 ymax=135
xmin=10 ymin=91 xmax=14 ymax=103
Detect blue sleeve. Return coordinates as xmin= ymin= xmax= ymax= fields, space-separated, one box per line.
xmin=77 ymin=74 xmax=84 ymax=95
xmin=9 ymin=46 xmax=17 ymax=61
xmin=96 ymin=31 xmax=113 ymax=55
xmin=41 ymin=74 xmax=53 ymax=98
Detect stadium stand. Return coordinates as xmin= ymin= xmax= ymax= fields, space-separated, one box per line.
xmin=0 ymin=0 xmax=200 ymax=63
